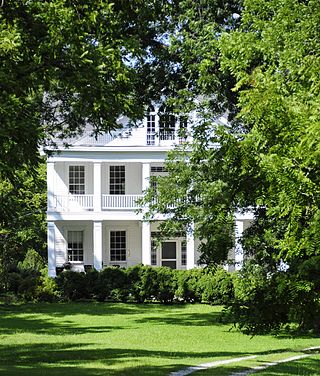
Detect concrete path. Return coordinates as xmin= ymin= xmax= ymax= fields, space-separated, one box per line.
xmin=169 ymin=346 xmax=320 ymax=376
xmin=169 ymin=356 xmax=257 ymax=376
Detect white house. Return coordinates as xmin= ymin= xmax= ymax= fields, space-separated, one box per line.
xmin=46 ymin=105 xmax=252 ymax=277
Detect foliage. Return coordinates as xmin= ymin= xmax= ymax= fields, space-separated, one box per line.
xmin=127 ymin=264 xmax=159 ymax=303
xmin=0 ymin=0 xmax=177 ymax=180
xmin=140 ymin=0 xmax=320 ymax=333
xmin=0 ymin=0 xmax=177 ymax=283
xmin=0 ymin=161 xmax=46 ymax=290
xmin=199 ymin=266 xmax=235 ymax=305
xmin=226 ymin=262 xmax=290 ymax=334
xmin=174 ymin=268 xmax=204 ymax=303
xmin=94 ymin=267 xmax=128 ymax=302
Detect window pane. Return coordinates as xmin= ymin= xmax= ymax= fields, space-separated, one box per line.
xmin=161 ymin=242 xmax=176 ymax=259
xmin=110 ymin=166 xmax=125 ymax=195
xmin=110 ymin=230 xmax=126 ymax=261
xmin=69 ymin=166 xmax=85 ymax=194
xmin=67 ymin=231 xmax=84 ymax=262
xmin=162 ymin=261 xmax=176 ymax=269
xmin=181 ymin=240 xmax=187 ymax=266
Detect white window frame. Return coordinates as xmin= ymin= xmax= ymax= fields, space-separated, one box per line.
xmin=109 ymin=230 xmax=127 ymax=262
xmin=69 ymin=165 xmax=85 ymax=194
xmin=109 ymin=165 xmax=125 ymax=195
xmin=67 ymin=230 xmax=84 ymax=262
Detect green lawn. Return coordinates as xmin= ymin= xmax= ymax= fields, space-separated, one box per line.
xmin=0 ymin=303 xmax=319 ymax=375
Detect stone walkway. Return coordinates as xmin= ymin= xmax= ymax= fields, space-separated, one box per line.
xmin=169 ymin=346 xmax=320 ymax=376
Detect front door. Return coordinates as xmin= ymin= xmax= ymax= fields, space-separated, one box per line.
xmin=161 ymin=242 xmax=176 ymax=269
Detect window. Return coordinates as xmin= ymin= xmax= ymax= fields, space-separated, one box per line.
xmin=159 ymin=106 xmax=175 ymax=140
xmin=151 ymin=166 xmax=166 ymax=173
xmin=147 ymin=106 xmax=156 ymax=145
xmin=181 ymin=240 xmax=187 ymax=266
xmin=161 ymin=241 xmax=177 ymax=269
xmin=110 ymin=230 xmax=126 ymax=261
xmin=69 ymin=166 xmax=85 ymax=194
xmin=110 ymin=165 xmax=125 ymax=194
xmin=151 ymin=239 xmax=157 ymax=266
xmin=67 ymin=231 xmax=84 ymax=262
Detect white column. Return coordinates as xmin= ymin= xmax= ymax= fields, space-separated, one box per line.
xmin=47 ymin=162 xmax=55 ymax=211
xmin=186 ymin=225 xmax=195 ymax=270
xmin=93 ymin=162 xmax=102 ymax=212
xmin=142 ymin=162 xmax=150 ymax=191
xmin=142 ymin=221 xmax=151 ymax=265
xmin=48 ymin=222 xmax=56 ymax=277
xmin=93 ymin=221 xmax=103 ymax=270
xmin=235 ymin=220 xmax=244 ymax=270
xmin=141 ymin=163 xmax=151 ymax=265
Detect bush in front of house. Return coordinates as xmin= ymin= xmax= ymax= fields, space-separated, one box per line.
xmin=174 ymin=268 xmax=204 ymax=303
xmin=127 ymin=264 xmax=159 ymax=302
xmin=199 ymin=266 xmax=235 ymax=305
xmin=94 ymin=266 xmax=129 ymax=302
xmin=2 ymin=259 xmax=237 ymax=306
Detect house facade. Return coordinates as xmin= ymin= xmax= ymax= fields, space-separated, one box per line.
xmin=46 ymin=105 xmax=252 ymax=277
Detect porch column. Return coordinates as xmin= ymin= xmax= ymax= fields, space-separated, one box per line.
xmin=48 ymin=222 xmax=56 ymax=277
xmin=93 ymin=162 xmax=102 ymax=212
xmin=186 ymin=225 xmax=195 ymax=270
xmin=142 ymin=221 xmax=151 ymax=265
xmin=141 ymin=163 xmax=151 ymax=265
xmin=235 ymin=220 xmax=244 ymax=270
xmin=142 ymin=162 xmax=150 ymax=191
xmin=47 ymin=162 xmax=55 ymax=211
xmin=93 ymin=221 xmax=103 ymax=270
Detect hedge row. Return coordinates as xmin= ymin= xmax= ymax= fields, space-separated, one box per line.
xmin=2 ymin=264 xmax=235 ymax=304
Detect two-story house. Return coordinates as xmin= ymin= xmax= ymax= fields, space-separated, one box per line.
xmin=46 ymin=105 xmax=253 ymax=277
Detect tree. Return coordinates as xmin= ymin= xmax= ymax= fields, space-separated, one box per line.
xmin=143 ymin=0 xmax=320 ymax=331
xmin=0 ymin=161 xmax=47 ymax=290
xmin=142 ymin=0 xmax=244 ymax=265
xmin=0 ymin=0 xmax=176 ymax=181
xmin=0 ymin=0 xmax=178 ymax=277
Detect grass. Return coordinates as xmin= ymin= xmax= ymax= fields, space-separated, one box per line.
xmin=0 ymin=303 xmax=319 ymax=375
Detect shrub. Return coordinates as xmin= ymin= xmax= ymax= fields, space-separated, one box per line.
xmin=199 ymin=267 xmax=234 ymax=305
xmin=35 ymin=268 xmax=59 ymax=302
xmin=126 ymin=264 xmax=158 ymax=302
xmin=226 ymin=261 xmax=290 ymax=334
xmin=174 ymin=269 xmax=204 ymax=303
xmin=94 ymin=267 xmax=128 ymax=302
xmin=18 ymin=249 xmax=44 ymax=271
xmin=56 ymin=270 xmax=89 ymax=300
xmin=154 ymin=267 xmax=176 ymax=304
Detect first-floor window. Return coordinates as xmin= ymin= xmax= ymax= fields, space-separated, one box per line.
xmin=181 ymin=240 xmax=187 ymax=266
xmin=151 ymin=239 xmax=157 ymax=266
xmin=110 ymin=230 xmax=126 ymax=261
xmin=67 ymin=231 xmax=84 ymax=262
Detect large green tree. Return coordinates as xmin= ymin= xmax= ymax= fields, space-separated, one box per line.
xmin=0 ymin=0 xmax=176 ymax=279
xmin=0 ymin=0 xmax=176 ymax=180
xmin=144 ymin=0 xmax=320 ymax=331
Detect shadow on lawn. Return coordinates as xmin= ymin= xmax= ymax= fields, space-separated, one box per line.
xmin=0 ymin=303 xmax=229 ymax=336
xmin=0 ymin=342 xmax=269 ymax=376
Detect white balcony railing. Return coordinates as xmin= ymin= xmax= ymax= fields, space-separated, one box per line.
xmin=54 ymin=194 xmax=94 ymax=211
xmin=102 ymin=194 xmax=143 ymax=209
xmin=52 ymin=194 xmax=144 ymax=211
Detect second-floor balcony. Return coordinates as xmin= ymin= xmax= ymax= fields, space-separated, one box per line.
xmin=52 ymin=194 xmax=144 ymax=212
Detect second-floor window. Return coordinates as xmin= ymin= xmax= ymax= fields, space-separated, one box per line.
xmin=69 ymin=166 xmax=85 ymax=194
xmin=110 ymin=165 xmax=125 ymax=194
